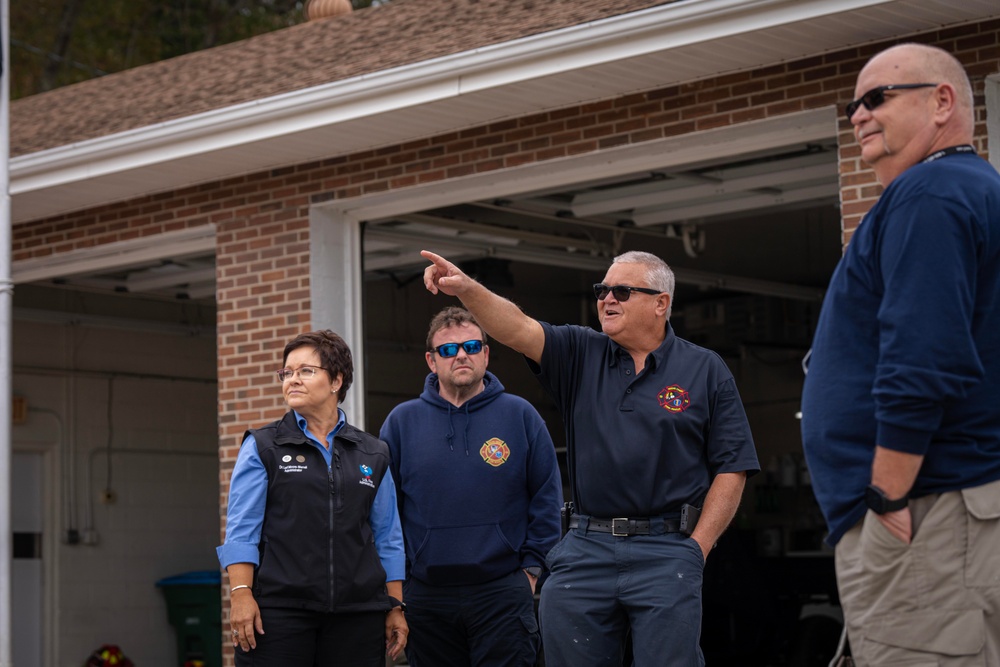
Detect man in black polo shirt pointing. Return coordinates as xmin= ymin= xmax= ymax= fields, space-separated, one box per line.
xmin=422 ymin=249 xmax=759 ymax=666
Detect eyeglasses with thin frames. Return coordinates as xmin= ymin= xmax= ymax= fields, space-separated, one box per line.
xmin=276 ymin=365 xmax=326 ymax=382
xmin=431 ymin=340 xmax=484 ymax=358
xmin=845 ymin=83 xmax=938 ymax=121
xmin=593 ymin=283 xmax=662 ymax=302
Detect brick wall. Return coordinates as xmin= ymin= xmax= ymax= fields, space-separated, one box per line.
xmin=11 ymin=19 xmax=999 ymax=665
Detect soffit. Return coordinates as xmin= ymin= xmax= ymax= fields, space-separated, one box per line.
xmin=9 ymin=0 xmax=1000 ymax=224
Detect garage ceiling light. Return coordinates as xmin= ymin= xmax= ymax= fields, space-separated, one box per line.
xmin=632 ymin=183 xmax=839 ymax=226
xmin=364 ymin=226 xmax=824 ymax=302
xmin=125 ymin=264 xmax=216 ymax=293
xmin=572 ymin=155 xmax=837 ymax=218
xmin=11 ymin=225 xmax=216 ymax=285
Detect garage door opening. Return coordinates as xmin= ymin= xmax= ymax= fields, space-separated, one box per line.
xmin=358 ymin=113 xmax=845 ymax=665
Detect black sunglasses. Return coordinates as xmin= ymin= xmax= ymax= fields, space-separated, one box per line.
xmin=432 ymin=339 xmax=484 ymax=358
xmin=593 ymin=283 xmax=662 ymax=301
xmin=845 ymin=83 xmax=938 ymax=121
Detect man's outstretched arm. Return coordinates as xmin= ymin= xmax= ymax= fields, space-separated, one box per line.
xmin=422 ymin=250 xmax=545 ymax=363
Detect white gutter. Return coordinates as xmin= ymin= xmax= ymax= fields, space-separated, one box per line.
xmin=9 ymin=0 xmax=905 ymax=197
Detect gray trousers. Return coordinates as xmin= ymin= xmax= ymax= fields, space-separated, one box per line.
xmin=835 ymin=477 xmax=1000 ymax=666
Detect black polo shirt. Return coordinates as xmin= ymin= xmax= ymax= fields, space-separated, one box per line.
xmin=531 ymin=322 xmax=758 ymax=518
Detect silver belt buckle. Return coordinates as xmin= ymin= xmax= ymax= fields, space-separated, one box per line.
xmin=612 ymin=517 xmax=630 ymax=536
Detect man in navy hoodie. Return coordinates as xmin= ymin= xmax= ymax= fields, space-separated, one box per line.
xmin=380 ymin=306 xmax=562 ymax=667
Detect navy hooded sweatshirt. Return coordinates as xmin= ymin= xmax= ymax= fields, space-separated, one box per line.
xmin=379 ymin=371 xmax=562 ymax=587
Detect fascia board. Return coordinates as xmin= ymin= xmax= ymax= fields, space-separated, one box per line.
xmin=455 ymin=0 xmax=891 ymax=94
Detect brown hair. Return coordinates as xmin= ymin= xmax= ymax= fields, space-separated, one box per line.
xmin=282 ymin=330 xmax=353 ymax=402
xmin=425 ymin=306 xmax=487 ymax=351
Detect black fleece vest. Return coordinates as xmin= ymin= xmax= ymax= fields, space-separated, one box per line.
xmin=249 ymin=411 xmax=391 ymax=613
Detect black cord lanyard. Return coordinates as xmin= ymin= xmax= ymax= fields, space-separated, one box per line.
xmin=921 ymin=144 xmax=976 ymax=164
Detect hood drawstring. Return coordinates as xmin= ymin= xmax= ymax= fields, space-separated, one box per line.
xmin=444 ymin=402 xmax=474 ymax=455
xmin=426 ymin=371 xmax=504 ymax=455
xmin=463 ymin=402 xmax=471 ymax=456
xmin=446 ymin=403 xmax=455 ymax=452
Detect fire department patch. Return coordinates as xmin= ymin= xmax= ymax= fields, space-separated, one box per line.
xmin=480 ymin=438 xmax=510 ymax=467
xmin=658 ymin=384 xmax=691 ymax=413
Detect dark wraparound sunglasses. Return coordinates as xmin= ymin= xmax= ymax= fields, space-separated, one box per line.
xmin=593 ymin=283 xmax=662 ymax=301
xmin=432 ymin=339 xmax=484 ymax=358
xmin=845 ymin=83 xmax=938 ymax=121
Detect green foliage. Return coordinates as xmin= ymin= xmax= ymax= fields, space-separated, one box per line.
xmin=10 ymin=0 xmax=382 ymax=99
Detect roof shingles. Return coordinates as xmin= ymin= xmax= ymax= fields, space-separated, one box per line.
xmin=11 ymin=0 xmax=674 ymax=157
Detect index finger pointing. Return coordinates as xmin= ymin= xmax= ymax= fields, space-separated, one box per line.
xmin=421 ymin=250 xmax=449 ymax=294
xmin=420 ymin=249 xmax=447 ymax=266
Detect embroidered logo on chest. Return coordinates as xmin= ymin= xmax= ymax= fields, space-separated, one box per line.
xmin=359 ymin=464 xmax=376 ymax=488
xmin=657 ymin=384 xmax=691 ymax=413
xmin=480 ymin=438 xmax=510 ymax=467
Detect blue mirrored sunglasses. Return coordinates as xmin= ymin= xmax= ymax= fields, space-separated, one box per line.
xmin=432 ymin=339 xmax=484 ymax=358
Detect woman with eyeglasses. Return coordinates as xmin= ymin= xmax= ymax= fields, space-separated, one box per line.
xmin=217 ymin=330 xmax=408 ymax=666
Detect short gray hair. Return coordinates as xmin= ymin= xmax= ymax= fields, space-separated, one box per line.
xmin=612 ymin=251 xmax=675 ymax=318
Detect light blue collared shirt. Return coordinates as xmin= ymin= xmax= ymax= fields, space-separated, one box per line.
xmin=217 ymin=409 xmax=405 ymax=581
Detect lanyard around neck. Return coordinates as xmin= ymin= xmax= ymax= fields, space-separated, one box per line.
xmin=921 ymin=144 xmax=975 ymax=164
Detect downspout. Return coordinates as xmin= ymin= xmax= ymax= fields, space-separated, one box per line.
xmin=0 ymin=0 xmax=15 ymax=662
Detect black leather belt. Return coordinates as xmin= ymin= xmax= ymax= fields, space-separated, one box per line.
xmin=569 ymin=515 xmax=681 ymax=536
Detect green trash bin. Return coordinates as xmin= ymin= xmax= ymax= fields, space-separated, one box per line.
xmin=156 ymin=570 xmax=222 ymax=667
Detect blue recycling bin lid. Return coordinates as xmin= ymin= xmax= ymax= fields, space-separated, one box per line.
xmin=156 ymin=570 xmax=222 ymax=587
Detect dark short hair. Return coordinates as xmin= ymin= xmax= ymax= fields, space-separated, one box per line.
xmin=282 ymin=330 xmax=353 ymax=403
xmin=425 ymin=306 xmax=487 ymax=351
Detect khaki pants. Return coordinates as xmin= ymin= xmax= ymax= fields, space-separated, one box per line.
xmin=835 ymin=478 xmax=1000 ymax=666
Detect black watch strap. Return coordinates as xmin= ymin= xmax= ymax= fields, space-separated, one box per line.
xmin=865 ymin=484 xmax=909 ymax=515
xmin=388 ymin=596 xmax=406 ymax=613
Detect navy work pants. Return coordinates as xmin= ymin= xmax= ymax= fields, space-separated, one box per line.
xmin=539 ymin=526 xmax=705 ymax=667
xmin=404 ymin=569 xmax=540 ymax=667
xmin=234 ymin=607 xmax=384 ymax=666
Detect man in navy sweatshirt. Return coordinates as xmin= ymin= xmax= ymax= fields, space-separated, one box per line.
xmin=801 ymin=43 xmax=1000 ymax=665
xmin=380 ymin=306 xmax=562 ymax=667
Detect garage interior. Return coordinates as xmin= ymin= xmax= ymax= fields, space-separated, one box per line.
xmin=358 ymin=138 xmax=844 ymax=665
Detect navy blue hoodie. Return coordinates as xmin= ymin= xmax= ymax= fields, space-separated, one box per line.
xmin=380 ymin=371 xmax=562 ymax=586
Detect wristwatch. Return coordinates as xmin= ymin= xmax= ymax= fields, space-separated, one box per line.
xmin=865 ymin=484 xmax=909 ymax=515
xmin=388 ymin=596 xmax=407 ymax=613
xmin=524 ymin=566 xmax=542 ymax=578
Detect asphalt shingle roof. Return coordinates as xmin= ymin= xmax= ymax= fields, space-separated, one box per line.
xmin=10 ymin=0 xmax=674 ymax=157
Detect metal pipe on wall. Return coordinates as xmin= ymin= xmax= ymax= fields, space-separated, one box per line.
xmin=1 ymin=0 xmax=15 ymax=662
xmin=83 ymin=447 xmax=218 ymax=545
